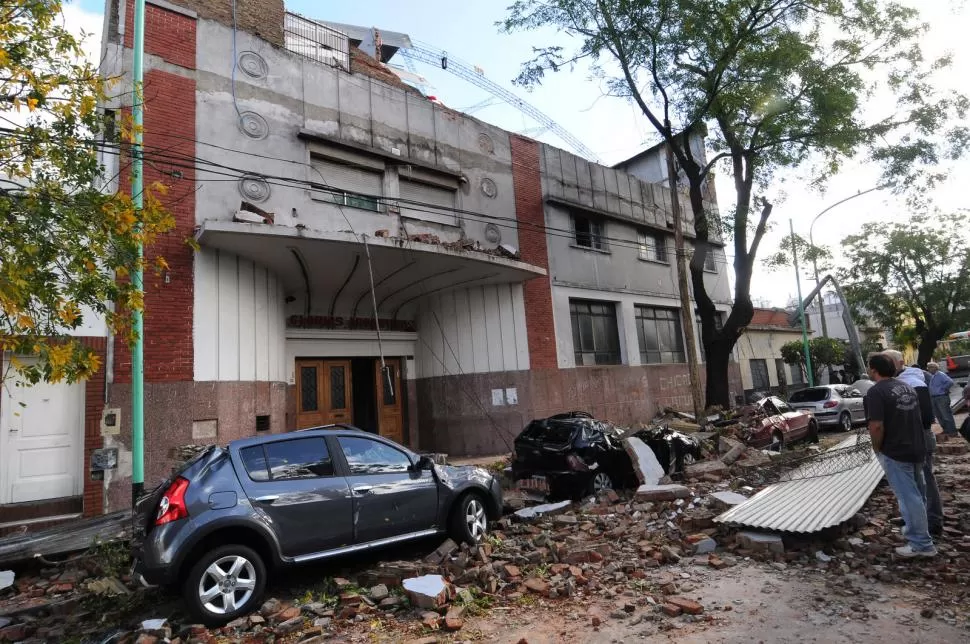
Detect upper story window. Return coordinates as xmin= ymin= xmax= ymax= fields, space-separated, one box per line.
xmin=638 ymin=230 xmax=668 ymax=263
xmin=573 ymin=214 xmax=606 ymax=250
xmin=570 ymin=299 xmax=621 ymax=366
xmin=311 ymin=158 xmax=383 ymax=212
xmin=399 ymin=176 xmax=457 ymax=225
xmin=704 ymin=250 xmax=717 ymax=272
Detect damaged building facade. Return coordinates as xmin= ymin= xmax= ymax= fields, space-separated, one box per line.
xmin=0 ymin=0 xmax=740 ymax=526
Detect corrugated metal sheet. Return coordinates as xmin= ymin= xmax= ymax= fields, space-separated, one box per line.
xmin=715 ymin=436 xmax=884 ymax=533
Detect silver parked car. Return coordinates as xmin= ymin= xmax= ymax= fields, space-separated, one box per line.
xmin=787 ymin=385 xmax=866 ymax=431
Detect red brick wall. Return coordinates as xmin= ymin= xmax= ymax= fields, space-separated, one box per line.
xmin=510 ymin=136 xmax=558 ymax=370
xmin=124 ymin=0 xmax=196 ymax=69
xmin=79 ymin=337 xmax=108 ymax=517
xmin=134 ymin=0 xmax=285 ymax=49
xmin=114 ymin=9 xmax=197 ymax=384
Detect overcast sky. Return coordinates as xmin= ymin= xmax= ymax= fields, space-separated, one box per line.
xmin=70 ymin=0 xmax=970 ymax=308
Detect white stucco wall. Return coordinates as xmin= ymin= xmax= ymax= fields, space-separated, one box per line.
xmin=735 ymin=327 xmax=805 ymax=390
xmin=414 ymin=283 xmax=529 ymax=378
xmin=193 ymin=248 xmax=287 ymax=382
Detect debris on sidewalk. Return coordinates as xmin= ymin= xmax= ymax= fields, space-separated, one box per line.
xmin=0 ymin=570 xmax=13 ymax=591
xmin=402 ymin=574 xmax=451 ymax=609
xmin=513 ymin=500 xmax=571 ymax=520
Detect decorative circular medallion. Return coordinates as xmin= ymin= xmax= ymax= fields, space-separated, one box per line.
xmin=477 ymin=132 xmax=494 ymax=154
xmin=238 ymin=111 xmax=268 ymax=139
xmin=238 ymin=175 xmax=270 ymax=202
xmin=485 ymin=223 xmax=501 ymax=244
xmin=480 ymin=177 xmax=498 ymax=198
xmin=238 ymin=51 xmax=268 ymax=79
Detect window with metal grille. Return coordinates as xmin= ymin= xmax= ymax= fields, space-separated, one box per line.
xmin=750 ymin=359 xmax=770 ymax=390
xmin=311 ymin=158 xmax=382 ymax=212
xmin=635 ymin=305 xmax=686 ymax=364
xmin=573 ymin=214 xmax=606 ymax=250
xmin=638 ymin=230 xmax=668 ymax=263
xmin=570 ymin=299 xmax=621 ymax=365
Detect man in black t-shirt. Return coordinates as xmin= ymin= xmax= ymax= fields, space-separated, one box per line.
xmin=864 ymin=353 xmax=936 ymax=557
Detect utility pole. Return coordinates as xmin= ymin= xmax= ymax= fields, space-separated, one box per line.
xmin=666 ymin=136 xmax=705 ymax=422
xmin=131 ymin=0 xmax=146 ymax=504
xmin=791 ymin=219 xmax=814 ymax=387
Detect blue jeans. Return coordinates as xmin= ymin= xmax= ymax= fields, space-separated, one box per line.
xmin=918 ymin=429 xmax=943 ymax=530
xmin=877 ymin=453 xmax=934 ymax=551
xmin=932 ymin=395 xmax=957 ymax=435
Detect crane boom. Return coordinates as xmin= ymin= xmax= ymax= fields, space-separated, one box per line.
xmin=399 ymin=43 xmax=599 ymax=162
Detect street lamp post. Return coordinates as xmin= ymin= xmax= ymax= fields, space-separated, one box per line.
xmin=806 ymin=186 xmax=882 ymax=380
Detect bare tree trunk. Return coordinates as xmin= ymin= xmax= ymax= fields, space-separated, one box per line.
xmin=917 ymin=330 xmax=945 ymax=367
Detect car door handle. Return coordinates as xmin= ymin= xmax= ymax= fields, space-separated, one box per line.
xmin=354 ymin=486 xmax=373 ymax=496
xmin=253 ymin=495 xmax=279 ymax=504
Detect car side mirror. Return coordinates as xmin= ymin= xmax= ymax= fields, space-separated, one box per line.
xmin=413 ymin=455 xmax=434 ymax=471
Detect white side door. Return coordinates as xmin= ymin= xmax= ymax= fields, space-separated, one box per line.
xmin=0 ymin=358 xmax=85 ymax=504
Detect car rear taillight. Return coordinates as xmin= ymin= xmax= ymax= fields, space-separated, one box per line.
xmin=566 ymin=454 xmax=590 ymax=472
xmin=155 ymin=477 xmax=190 ymax=526
xmin=823 ymin=401 xmax=839 ymax=408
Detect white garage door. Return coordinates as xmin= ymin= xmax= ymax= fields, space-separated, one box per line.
xmin=0 ymin=358 xmax=84 ymax=504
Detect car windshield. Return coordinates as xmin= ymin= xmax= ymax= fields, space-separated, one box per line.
xmin=789 ymin=388 xmax=830 ymax=403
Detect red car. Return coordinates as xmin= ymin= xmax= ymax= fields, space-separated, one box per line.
xmin=746 ymin=396 xmax=819 ymax=450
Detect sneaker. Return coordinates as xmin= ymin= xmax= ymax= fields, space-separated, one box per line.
xmin=890 ymin=517 xmax=905 ymax=526
xmin=895 ymin=545 xmax=938 ymax=558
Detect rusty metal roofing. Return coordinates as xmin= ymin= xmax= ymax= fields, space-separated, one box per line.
xmin=715 ymin=436 xmax=884 ymax=533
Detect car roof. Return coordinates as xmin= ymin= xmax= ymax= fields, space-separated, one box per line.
xmin=227 ymin=424 xmax=372 ymax=449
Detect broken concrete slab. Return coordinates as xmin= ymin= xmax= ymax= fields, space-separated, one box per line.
xmin=720 ymin=437 xmax=747 ymax=464
xmin=635 ymin=484 xmax=690 ymax=501
xmin=710 ymin=491 xmax=748 ymax=509
xmin=691 ymin=537 xmax=718 ymax=555
xmin=684 ymin=460 xmax=729 ymax=480
xmin=513 ymin=500 xmax=571 ymax=520
xmin=738 ymin=531 xmax=785 ymax=554
xmin=623 ymin=437 xmax=665 ymax=485
xmin=402 ymin=575 xmax=450 ymax=610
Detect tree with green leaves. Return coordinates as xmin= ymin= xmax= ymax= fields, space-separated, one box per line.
xmin=840 ymin=212 xmax=970 ymax=366
xmin=762 ymin=231 xmax=831 ymax=273
xmin=1 ymin=0 xmax=173 ymax=387
xmin=500 ymin=0 xmax=968 ymax=407
xmin=781 ymin=336 xmax=846 ymax=385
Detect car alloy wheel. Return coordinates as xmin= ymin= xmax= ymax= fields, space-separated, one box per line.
xmin=198 ymin=554 xmax=257 ymax=615
xmin=465 ymin=497 xmax=488 ymax=542
xmin=591 ymin=471 xmax=613 ymax=494
xmin=840 ymin=412 xmax=852 ymax=432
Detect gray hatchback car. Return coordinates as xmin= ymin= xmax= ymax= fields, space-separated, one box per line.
xmin=132 ymin=426 xmax=502 ymax=625
xmin=787 ymin=385 xmax=866 ymax=431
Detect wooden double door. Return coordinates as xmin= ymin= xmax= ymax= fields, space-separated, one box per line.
xmin=295 ymin=357 xmax=403 ymax=443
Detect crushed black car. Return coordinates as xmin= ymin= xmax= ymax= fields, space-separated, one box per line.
xmin=510 ymin=412 xmax=702 ymax=501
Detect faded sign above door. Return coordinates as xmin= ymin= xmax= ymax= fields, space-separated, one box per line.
xmin=287 ymin=315 xmax=416 ymax=333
